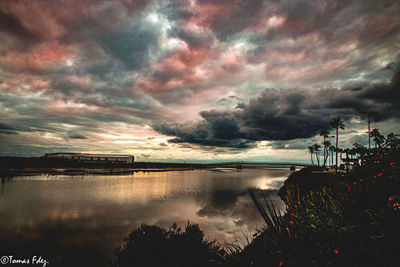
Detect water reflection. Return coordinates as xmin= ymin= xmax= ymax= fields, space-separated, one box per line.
xmin=0 ymin=168 xmax=290 ymax=267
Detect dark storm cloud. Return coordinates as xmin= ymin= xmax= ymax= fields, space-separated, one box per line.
xmin=154 ymin=114 xmax=256 ymax=148
xmin=99 ymin=21 xmax=161 ymax=70
xmin=154 ymin=67 xmax=400 ymax=148
xmin=0 ymin=9 xmax=40 ymax=43
xmin=0 ymin=122 xmax=17 ymax=135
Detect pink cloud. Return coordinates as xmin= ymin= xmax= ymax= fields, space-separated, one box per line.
xmin=246 ymin=14 xmax=286 ymax=32
xmin=264 ymin=49 xmax=307 ymax=63
xmin=220 ymin=52 xmax=246 ymax=73
xmin=137 ymin=44 xmax=213 ymax=95
xmin=2 ymin=42 xmax=74 ymax=72
xmin=182 ymin=0 xmax=234 ymax=31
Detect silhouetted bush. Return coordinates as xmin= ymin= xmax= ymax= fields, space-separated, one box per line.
xmin=113 ymin=223 xmax=225 ymax=267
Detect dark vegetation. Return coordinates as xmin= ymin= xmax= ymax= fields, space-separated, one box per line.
xmin=113 ymin=223 xmax=225 ymax=267
xmin=113 ymin=123 xmax=400 ymax=266
xmin=233 ymin=148 xmax=400 ymax=266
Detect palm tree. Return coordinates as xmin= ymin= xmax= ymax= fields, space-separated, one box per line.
xmin=370 ymin=128 xmax=385 ymax=148
xmin=330 ymin=117 xmax=345 ymax=172
xmin=352 ymin=143 xmax=366 ymax=160
xmin=385 ymin=133 xmax=400 ymax=149
xmin=323 ymin=140 xmax=331 ymax=167
xmin=308 ymin=146 xmax=315 ymax=166
xmin=319 ymin=130 xmax=329 ymax=167
xmin=312 ymin=143 xmax=322 ymax=167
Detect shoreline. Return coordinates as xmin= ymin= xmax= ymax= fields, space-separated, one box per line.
xmin=0 ymin=157 xmax=301 ymax=178
xmin=1 ymin=167 xmax=198 ymax=178
xmin=0 ymin=165 xmax=294 ymax=178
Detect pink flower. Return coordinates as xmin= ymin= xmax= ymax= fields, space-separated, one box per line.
xmin=360 ymin=179 xmax=363 ymax=182
xmin=279 ymin=261 xmax=284 ymax=266
xmin=378 ymin=173 xmax=383 ymax=177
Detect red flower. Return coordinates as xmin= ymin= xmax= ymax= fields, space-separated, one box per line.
xmin=373 ymin=176 xmax=377 ymax=179
xmin=333 ymin=249 xmax=340 ymax=254
xmin=289 ymin=221 xmax=294 ymax=226
xmin=378 ymin=173 xmax=383 ymax=177
xmin=279 ymin=261 xmax=284 ymax=266
xmin=360 ymin=179 xmax=363 ymax=182
xmin=353 ymin=182 xmax=357 ymax=185
xmin=389 ymin=196 xmax=395 ymax=201
xmin=348 ymin=186 xmax=352 ymax=190
xmin=373 ymin=181 xmax=376 ymax=183
xmin=390 ymin=162 xmax=396 ymax=166
xmin=291 ymin=213 xmax=295 ymax=216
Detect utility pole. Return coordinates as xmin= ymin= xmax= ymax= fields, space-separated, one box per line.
xmin=367 ymin=113 xmax=371 ymax=155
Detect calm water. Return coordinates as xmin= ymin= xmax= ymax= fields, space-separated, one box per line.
xmin=0 ymin=168 xmax=291 ymax=267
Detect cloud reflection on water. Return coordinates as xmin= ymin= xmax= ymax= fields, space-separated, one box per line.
xmin=0 ymin=168 xmax=290 ymax=267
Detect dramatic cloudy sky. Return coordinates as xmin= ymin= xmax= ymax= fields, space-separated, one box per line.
xmin=0 ymin=0 xmax=399 ymax=162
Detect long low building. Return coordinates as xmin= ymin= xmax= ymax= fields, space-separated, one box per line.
xmin=44 ymin=153 xmax=134 ymax=164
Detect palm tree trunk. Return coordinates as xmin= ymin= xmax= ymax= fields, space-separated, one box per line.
xmin=323 ymin=137 xmax=326 ymax=168
xmin=336 ymin=127 xmax=338 ymax=172
xmin=323 ymin=149 xmax=328 ymax=167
